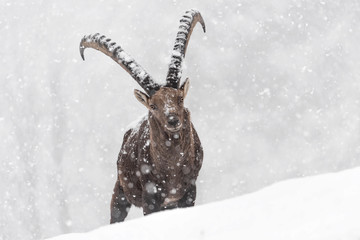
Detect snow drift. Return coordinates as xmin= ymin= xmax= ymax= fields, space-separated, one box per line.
xmin=48 ymin=167 xmax=360 ymax=240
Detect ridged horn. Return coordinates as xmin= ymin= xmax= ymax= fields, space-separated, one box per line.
xmin=166 ymin=9 xmax=206 ymax=89
xmin=80 ymin=33 xmax=160 ymax=96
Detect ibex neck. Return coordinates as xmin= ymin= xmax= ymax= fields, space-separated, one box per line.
xmin=148 ymin=110 xmax=192 ymax=165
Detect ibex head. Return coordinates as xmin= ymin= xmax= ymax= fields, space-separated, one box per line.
xmin=134 ymin=79 xmax=190 ymax=133
xmin=79 ymin=9 xmax=205 ymax=132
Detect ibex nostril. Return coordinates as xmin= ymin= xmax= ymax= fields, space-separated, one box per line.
xmin=167 ymin=115 xmax=179 ymax=127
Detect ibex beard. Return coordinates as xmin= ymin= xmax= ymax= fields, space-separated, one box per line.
xmin=79 ymin=9 xmax=205 ymax=223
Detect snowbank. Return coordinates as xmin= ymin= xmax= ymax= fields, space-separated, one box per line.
xmin=47 ymin=167 xmax=360 ymax=240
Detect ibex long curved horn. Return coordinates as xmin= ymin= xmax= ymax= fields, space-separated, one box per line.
xmin=166 ymin=9 xmax=206 ymax=89
xmin=80 ymin=33 xmax=160 ymax=96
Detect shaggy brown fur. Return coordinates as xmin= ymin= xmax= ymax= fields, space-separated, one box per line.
xmin=110 ymin=86 xmax=203 ymax=223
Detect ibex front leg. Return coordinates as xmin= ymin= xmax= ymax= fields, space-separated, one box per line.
xmin=110 ymin=179 xmax=131 ymax=223
xmin=178 ymin=184 xmax=196 ymax=208
xmin=142 ymin=182 xmax=162 ymax=215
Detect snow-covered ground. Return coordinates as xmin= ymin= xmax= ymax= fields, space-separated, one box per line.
xmin=48 ymin=167 xmax=360 ymax=240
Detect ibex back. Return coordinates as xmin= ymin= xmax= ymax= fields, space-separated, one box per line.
xmin=79 ymin=9 xmax=205 ymax=223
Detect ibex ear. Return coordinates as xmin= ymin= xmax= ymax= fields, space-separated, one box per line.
xmin=134 ymin=89 xmax=150 ymax=108
xmin=180 ymin=78 xmax=190 ymax=98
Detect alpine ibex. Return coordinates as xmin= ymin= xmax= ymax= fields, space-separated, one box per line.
xmin=79 ymin=9 xmax=205 ymax=223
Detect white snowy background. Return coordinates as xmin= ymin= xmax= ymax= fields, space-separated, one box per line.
xmin=1 ymin=0 xmax=360 ymax=239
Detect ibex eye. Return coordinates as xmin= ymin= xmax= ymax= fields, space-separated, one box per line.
xmin=150 ymin=104 xmax=157 ymax=110
xmin=179 ymin=97 xmax=184 ymax=104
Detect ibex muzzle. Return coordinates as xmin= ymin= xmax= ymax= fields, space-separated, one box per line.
xmin=79 ymin=9 xmax=205 ymax=223
xmin=167 ymin=114 xmax=180 ymax=129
